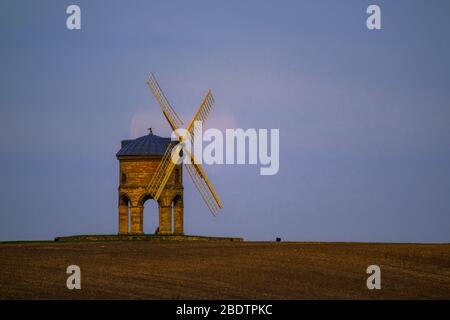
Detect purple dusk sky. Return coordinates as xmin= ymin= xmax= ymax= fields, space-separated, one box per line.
xmin=1 ymin=0 xmax=450 ymax=242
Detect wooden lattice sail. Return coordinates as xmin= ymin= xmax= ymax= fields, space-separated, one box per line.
xmin=146 ymin=73 xmax=222 ymax=216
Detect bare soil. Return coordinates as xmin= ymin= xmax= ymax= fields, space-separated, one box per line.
xmin=0 ymin=241 xmax=449 ymax=299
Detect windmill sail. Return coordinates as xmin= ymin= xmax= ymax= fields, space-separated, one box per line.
xmin=146 ymin=73 xmax=222 ymax=216
xmin=186 ymin=164 xmax=222 ymax=215
xmin=146 ymin=142 xmax=177 ymax=200
xmin=147 ymin=73 xmax=183 ymax=130
xmin=186 ymin=90 xmax=215 ymax=143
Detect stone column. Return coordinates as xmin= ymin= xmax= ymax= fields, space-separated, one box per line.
xmin=158 ymin=203 xmax=172 ymax=235
xmin=118 ymin=204 xmax=129 ymax=234
xmin=173 ymin=198 xmax=184 ymax=235
xmin=130 ymin=206 xmax=144 ymax=234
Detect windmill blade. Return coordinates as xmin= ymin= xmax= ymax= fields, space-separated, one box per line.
xmin=186 ymin=90 xmax=215 ymax=141
xmin=185 ymin=163 xmax=222 ymax=216
xmin=183 ymin=146 xmax=221 ymax=204
xmin=146 ymin=73 xmax=183 ymax=201
xmin=146 ymin=142 xmax=177 ymax=201
xmin=147 ymin=73 xmax=184 ymax=130
xmin=182 ymin=90 xmax=222 ymax=215
xmin=146 ymin=79 xmax=221 ymax=214
xmin=187 ymin=89 xmax=215 ymax=130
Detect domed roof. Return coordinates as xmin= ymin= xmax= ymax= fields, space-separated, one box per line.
xmin=116 ymin=132 xmax=172 ymax=157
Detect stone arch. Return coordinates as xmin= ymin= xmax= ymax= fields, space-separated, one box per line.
xmin=172 ymin=193 xmax=183 ymax=203
xmin=172 ymin=194 xmax=184 ymax=235
xmin=137 ymin=193 xmax=159 ymax=207
xmin=139 ymin=193 xmax=159 ymax=234
xmin=118 ymin=193 xmax=131 ymax=234
xmin=119 ymin=193 xmax=132 ymax=206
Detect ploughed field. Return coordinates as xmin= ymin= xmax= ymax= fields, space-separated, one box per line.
xmin=0 ymin=241 xmax=449 ymax=299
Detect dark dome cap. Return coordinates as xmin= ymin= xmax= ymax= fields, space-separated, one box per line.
xmin=116 ymin=133 xmax=172 ymax=157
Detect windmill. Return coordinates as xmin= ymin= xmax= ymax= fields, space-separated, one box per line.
xmin=145 ymin=73 xmax=223 ymax=216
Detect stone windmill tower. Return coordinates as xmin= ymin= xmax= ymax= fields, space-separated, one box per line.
xmin=116 ymin=129 xmax=183 ymax=235
xmin=116 ymin=74 xmax=222 ymax=236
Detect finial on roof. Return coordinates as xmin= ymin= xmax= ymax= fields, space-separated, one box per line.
xmin=148 ymin=127 xmax=153 ymax=135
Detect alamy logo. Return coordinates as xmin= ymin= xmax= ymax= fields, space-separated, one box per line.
xmin=366 ymin=265 xmax=381 ymax=290
xmin=170 ymin=121 xmax=280 ymax=176
xmin=366 ymin=5 xmax=381 ymax=30
xmin=66 ymin=5 xmax=81 ymax=30
xmin=66 ymin=265 xmax=81 ymax=290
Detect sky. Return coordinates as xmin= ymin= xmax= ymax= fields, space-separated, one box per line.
xmin=0 ymin=0 xmax=449 ymax=242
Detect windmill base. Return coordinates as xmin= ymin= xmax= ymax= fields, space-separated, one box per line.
xmin=54 ymin=234 xmax=243 ymax=242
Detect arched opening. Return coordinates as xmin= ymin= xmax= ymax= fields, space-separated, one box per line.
xmin=118 ymin=194 xmax=130 ymax=234
xmin=172 ymin=194 xmax=183 ymax=235
xmin=141 ymin=194 xmax=159 ymax=234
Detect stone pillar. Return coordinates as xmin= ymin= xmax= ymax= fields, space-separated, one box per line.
xmin=130 ymin=206 xmax=143 ymax=234
xmin=173 ymin=198 xmax=184 ymax=235
xmin=158 ymin=203 xmax=172 ymax=235
xmin=118 ymin=204 xmax=129 ymax=234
